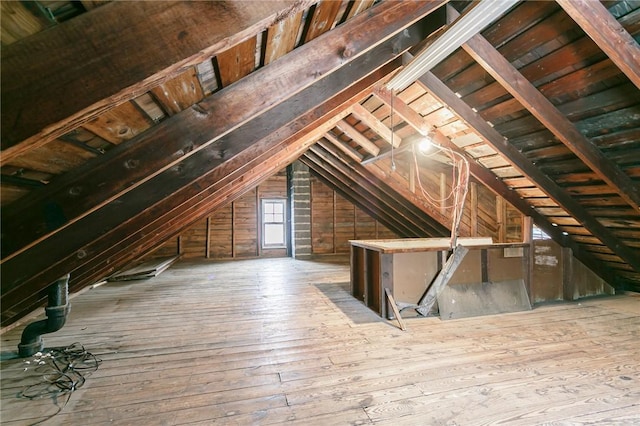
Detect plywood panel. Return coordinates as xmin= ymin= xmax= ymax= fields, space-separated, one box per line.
xmin=569 ymin=256 xmax=615 ymax=299
xmin=449 ymin=249 xmax=482 ymax=285
xmin=392 ymin=251 xmax=439 ymax=305
xmin=487 ymin=246 xmax=526 ymax=283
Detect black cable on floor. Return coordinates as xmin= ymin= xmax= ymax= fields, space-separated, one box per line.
xmin=19 ymin=342 xmax=102 ymax=425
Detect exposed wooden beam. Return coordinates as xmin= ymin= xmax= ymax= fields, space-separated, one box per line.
xmin=335 ymin=120 xmax=381 ymax=156
xmin=303 ymin=154 xmax=419 ymax=238
xmin=418 ymin=70 xmax=640 ymax=277
xmin=323 ymin=132 xmax=364 ymax=163
xmin=312 ymin=141 xmax=450 ymax=236
xmin=556 ymin=0 xmax=640 ymax=89
xmin=450 ymin=5 xmax=640 ymax=212
xmin=2 ymin=1 xmax=444 ymax=259
xmin=373 ymin=86 xmax=432 ymax=135
xmin=1 ymin=25 xmax=415 ymax=323
xmin=1 ymin=0 xmax=316 ymax=161
xmin=303 ymin=144 xmax=448 ymax=238
xmin=350 ymin=103 xmax=401 ymax=148
xmin=5 ymin=62 xmax=389 ymax=327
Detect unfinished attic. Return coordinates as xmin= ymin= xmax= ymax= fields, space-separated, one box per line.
xmin=1 ymin=0 xmax=639 ymax=424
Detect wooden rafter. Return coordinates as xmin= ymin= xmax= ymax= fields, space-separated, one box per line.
xmin=323 ymin=132 xmax=364 ymax=163
xmin=335 ymin=120 xmax=381 ymax=156
xmin=1 ymin=0 xmax=317 ymax=161
xmin=304 ymin=142 xmax=449 ymax=237
xmin=350 ymin=103 xmax=402 ymax=148
xmin=369 ymin=90 xmax=614 ymax=281
xmin=373 ymin=87 xmax=432 ymax=135
xmin=556 ymin=0 xmax=640 ymax=89
xmin=1 ymin=18 xmax=425 ymax=323
xmin=450 ymin=5 xmax=640 ymax=212
xmin=2 ymin=1 xmax=443 ymax=259
xmin=418 ymin=70 xmax=640 ymax=275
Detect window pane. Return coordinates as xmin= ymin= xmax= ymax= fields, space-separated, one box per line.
xmin=264 ymin=203 xmax=274 ymax=214
xmin=274 ymin=203 xmax=283 ymax=214
xmin=274 ymin=213 xmax=283 ymax=222
xmin=264 ymin=224 xmax=285 ymax=245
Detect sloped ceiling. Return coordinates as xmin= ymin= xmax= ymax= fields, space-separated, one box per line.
xmin=1 ymin=0 xmax=639 ymax=326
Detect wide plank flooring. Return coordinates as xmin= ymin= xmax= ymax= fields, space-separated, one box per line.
xmin=1 ymin=256 xmax=639 ymax=425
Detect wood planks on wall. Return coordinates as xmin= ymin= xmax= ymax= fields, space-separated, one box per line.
xmin=310 ymin=176 xmax=397 ymax=255
xmin=150 ymin=171 xmax=288 ymax=261
xmin=147 ymin=170 xmax=397 ymax=260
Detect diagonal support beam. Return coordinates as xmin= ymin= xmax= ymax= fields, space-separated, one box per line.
xmin=371 ymin=89 xmax=616 ymax=282
xmin=1 ymin=15 xmax=432 ymax=325
xmin=323 ymin=132 xmax=364 ymax=163
xmin=556 ymin=0 xmax=640 ymax=89
xmin=1 ymin=0 xmax=317 ymax=160
xmin=2 ymin=0 xmax=445 ymax=259
xmin=449 ymin=5 xmax=640 ymax=212
xmin=419 ymin=69 xmax=640 ymax=275
xmin=350 ymin=103 xmax=402 ymax=148
xmin=335 ymin=120 xmax=381 ymax=156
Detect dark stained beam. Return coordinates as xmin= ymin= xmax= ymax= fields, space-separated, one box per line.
xmin=302 ymin=147 xmax=446 ymax=239
xmin=303 ymin=154 xmax=420 ymax=238
xmin=27 ymin=67 xmax=389 ymax=328
xmin=2 ymin=0 xmax=446 ymax=259
xmin=309 ymin=141 xmax=450 ymax=236
xmin=1 ymin=20 xmax=421 ymax=324
xmin=451 ymin=5 xmax=640 ymax=212
xmin=556 ymin=0 xmax=640 ymax=89
xmin=1 ymin=0 xmax=316 ymax=160
xmin=419 ymin=70 xmax=640 ymax=276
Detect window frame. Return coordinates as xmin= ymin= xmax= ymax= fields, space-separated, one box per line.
xmin=261 ymin=198 xmax=287 ymax=249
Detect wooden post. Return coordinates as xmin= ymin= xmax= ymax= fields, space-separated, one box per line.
xmin=205 ymin=216 xmax=211 ymax=259
xmin=522 ymin=216 xmax=533 ymax=243
xmin=416 ymin=245 xmax=469 ymax=316
xmin=231 ymin=201 xmax=236 ymax=259
xmin=439 ymin=173 xmax=447 ymax=217
xmin=256 ymin=186 xmax=261 ymax=257
xmin=332 ymin=190 xmax=337 ymax=254
xmin=470 ymin=182 xmax=478 ymax=237
xmin=496 ymin=196 xmax=506 ymax=243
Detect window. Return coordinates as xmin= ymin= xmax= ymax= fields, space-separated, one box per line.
xmin=532 ymin=225 xmax=551 ymax=240
xmin=261 ymin=199 xmax=286 ymax=248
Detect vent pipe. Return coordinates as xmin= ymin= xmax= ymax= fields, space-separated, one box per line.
xmin=18 ymin=274 xmax=71 ymax=358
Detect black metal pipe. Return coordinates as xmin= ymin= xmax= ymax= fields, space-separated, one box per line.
xmin=18 ymin=274 xmax=71 ymax=357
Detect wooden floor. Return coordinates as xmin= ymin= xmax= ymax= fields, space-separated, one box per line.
xmin=1 ymin=256 xmax=639 ymax=425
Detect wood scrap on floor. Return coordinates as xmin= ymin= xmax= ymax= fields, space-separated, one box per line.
xmin=384 ymin=287 xmax=406 ymax=331
xmin=107 ymin=255 xmax=180 ymax=281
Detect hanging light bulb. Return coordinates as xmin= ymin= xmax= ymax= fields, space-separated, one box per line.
xmin=417 ymin=136 xmax=435 ymax=154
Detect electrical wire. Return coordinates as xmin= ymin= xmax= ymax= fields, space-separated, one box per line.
xmin=410 ymin=136 xmax=470 ymax=248
xmin=390 ymin=89 xmax=396 ymax=172
xmin=19 ymin=343 xmax=102 ymax=425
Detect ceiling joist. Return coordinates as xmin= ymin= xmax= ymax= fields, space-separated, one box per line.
xmin=418 ymin=70 xmax=640 ymax=275
xmin=2 ymin=1 xmax=440 ymax=259
xmin=556 ymin=0 xmax=640 ymax=90
xmin=450 ymin=5 xmax=640 ymax=213
xmin=1 ymin=0 xmax=317 ymax=161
